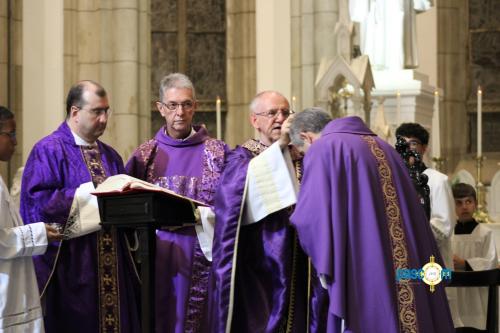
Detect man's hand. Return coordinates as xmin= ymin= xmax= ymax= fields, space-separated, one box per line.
xmin=453 ymin=254 xmax=466 ymax=270
xmin=45 ymin=223 xmax=64 ymax=242
xmin=278 ymin=113 xmax=295 ymax=150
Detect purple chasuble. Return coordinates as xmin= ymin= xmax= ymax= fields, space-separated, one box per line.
xmin=126 ymin=125 xmax=228 ymax=333
xmin=20 ymin=122 xmax=140 ymax=333
xmin=290 ymin=116 xmax=454 ymax=333
xmin=210 ymin=140 xmax=322 ymax=333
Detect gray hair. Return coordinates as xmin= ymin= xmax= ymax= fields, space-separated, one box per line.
xmin=290 ymin=107 xmax=332 ymax=146
xmin=249 ymin=90 xmax=287 ymax=113
xmin=159 ymin=73 xmax=196 ymax=102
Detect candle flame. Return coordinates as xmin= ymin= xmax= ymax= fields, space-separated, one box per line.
xmin=292 ymin=96 xmax=296 ymax=102
xmin=216 ymin=96 xmax=221 ymax=103
xmin=434 ymin=90 xmax=439 ymax=96
xmin=396 ymin=91 xmax=401 ymax=96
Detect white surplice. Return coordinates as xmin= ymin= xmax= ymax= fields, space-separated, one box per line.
xmin=424 ymin=168 xmax=455 ymax=269
xmin=0 ymin=176 xmax=47 ymax=333
xmin=452 ymin=223 xmax=498 ymax=329
xmin=423 ymin=168 xmax=462 ymax=326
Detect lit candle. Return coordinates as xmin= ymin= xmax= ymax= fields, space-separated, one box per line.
xmin=216 ymin=96 xmax=222 ymax=140
xmin=396 ymin=91 xmax=401 ymax=125
xmin=433 ymin=90 xmax=441 ymax=158
xmin=477 ymin=87 xmax=482 ymax=158
xmin=292 ymin=96 xmax=296 ymax=112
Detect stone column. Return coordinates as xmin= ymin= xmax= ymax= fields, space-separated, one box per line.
xmin=71 ymin=0 xmax=150 ymax=160
xmin=256 ymin=0 xmax=291 ymax=96
xmin=225 ymin=0 xmax=256 ymax=147
xmin=8 ymin=0 xmax=22 ymax=183
xmin=22 ymin=0 xmax=64 ymax=163
xmin=291 ymin=0 xmax=339 ymax=112
xmin=0 ymin=0 xmax=8 ymax=181
xmin=437 ymin=0 xmax=468 ymax=173
xmin=0 ymin=1 xmax=7 ymax=106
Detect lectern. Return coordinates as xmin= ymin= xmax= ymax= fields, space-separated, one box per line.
xmin=97 ymin=191 xmax=198 ymax=333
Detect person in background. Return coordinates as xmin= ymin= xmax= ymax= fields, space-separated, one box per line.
xmin=452 ymin=183 xmax=497 ymax=330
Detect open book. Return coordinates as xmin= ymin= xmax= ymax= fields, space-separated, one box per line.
xmin=92 ymin=174 xmax=207 ymax=207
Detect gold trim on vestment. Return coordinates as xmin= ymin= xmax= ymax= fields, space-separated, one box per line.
xmin=361 ymin=135 xmax=419 ymax=333
xmin=81 ymin=146 xmax=121 ymax=333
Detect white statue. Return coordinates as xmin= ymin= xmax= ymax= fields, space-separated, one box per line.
xmin=350 ymin=0 xmax=432 ymax=70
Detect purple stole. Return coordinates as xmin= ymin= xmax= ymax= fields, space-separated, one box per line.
xmin=81 ymin=146 xmax=121 ymax=332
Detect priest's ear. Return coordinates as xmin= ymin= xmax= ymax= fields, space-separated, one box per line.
xmin=69 ymin=105 xmax=80 ymax=119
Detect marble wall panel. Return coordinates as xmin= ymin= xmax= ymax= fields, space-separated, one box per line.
xmin=471 ymin=32 xmax=500 ymax=67
xmin=470 ymin=112 xmax=500 ymax=153
xmin=470 ymin=64 xmax=500 ymax=99
xmin=186 ymin=33 xmax=226 ymax=99
xmin=469 ymin=0 xmax=500 ymax=30
xmin=151 ymin=0 xmax=177 ymax=32
xmin=468 ymin=0 xmax=500 ymax=99
xmin=151 ymin=31 xmax=178 ymax=100
xmin=186 ymin=0 xmax=225 ymax=32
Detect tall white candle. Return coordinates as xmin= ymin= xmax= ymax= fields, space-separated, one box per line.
xmin=433 ymin=90 xmax=441 ymax=158
xmin=396 ymin=91 xmax=401 ymax=125
xmin=216 ymin=96 xmax=222 ymax=140
xmin=292 ymin=95 xmax=296 ymax=112
xmin=477 ymin=87 xmax=482 ymax=157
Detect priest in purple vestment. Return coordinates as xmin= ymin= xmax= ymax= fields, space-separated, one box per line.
xmin=289 ymin=111 xmax=454 ymax=332
xmin=210 ymin=92 xmax=327 ymax=333
xmin=126 ymin=73 xmax=228 ymax=333
xmin=20 ymin=81 xmax=140 ymax=333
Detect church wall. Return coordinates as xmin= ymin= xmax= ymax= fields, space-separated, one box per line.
xmin=63 ymin=0 xmax=151 ymax=161
xmin=467 ymin=0 xmax=500 ymax=156
xmin=438 ymin=0 xmax=500 ymax=178
xmin=151 ymin=0 xmax=227 ymax=144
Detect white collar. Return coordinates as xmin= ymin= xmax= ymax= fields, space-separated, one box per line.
xmin=70 ymin=129 xmax=97 ymax=147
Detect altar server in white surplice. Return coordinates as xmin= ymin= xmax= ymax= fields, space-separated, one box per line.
xmin=0 ymin=106 xmax=61 ymax=333
xmin=452 ymin=183 xmax=498 ymax=330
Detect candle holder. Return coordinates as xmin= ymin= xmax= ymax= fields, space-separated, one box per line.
xmin=476 ymin=156 xmax=488 ymax=215
xmin=431 ymin=156 xmax=445 ymax=172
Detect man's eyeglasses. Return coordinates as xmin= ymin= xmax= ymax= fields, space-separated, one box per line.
xmin=254 ymin=108 xmax=294 ymax=119
xmin=0 ymin=131 xmax=16 ymax=140
xmin=76 ymin=106 xmax=112 ymax=117
xmin=160 ymin=101 xmax=195 ymax=112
